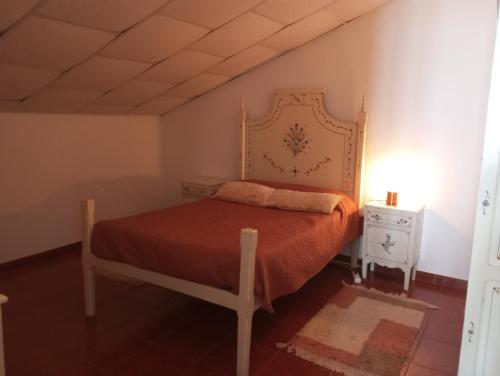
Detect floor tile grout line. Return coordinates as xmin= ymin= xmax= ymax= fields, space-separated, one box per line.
xmin=88 ymin=339 xmax=155 ymax=374
xmin=408 ymin=362 xmax=456 ymax=376
xmin=418 ymin=335 xmax=463 ymax=349
xmin=254 ymin=348 xmax=282 ymax=376
xmin=167 ymin=330 xmax=236 ymax=376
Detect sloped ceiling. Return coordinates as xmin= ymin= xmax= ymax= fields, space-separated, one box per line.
xmin=0 ymin=0 xmax=391 ymax=116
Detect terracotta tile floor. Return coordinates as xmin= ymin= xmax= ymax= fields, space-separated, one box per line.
xmin=0 ymin=247 xmax=465 ymax=375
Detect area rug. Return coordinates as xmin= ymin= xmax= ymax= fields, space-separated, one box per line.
xmin=279 ymin=284 xmax=437 ymax=376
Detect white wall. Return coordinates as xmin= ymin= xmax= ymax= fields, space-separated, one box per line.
xmin=0 ymin=113 xmax=165 ymax=263
xmin=162 ymin=0 xmax=498 ymax=280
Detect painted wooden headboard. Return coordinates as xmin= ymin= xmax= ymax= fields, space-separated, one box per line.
xmin=240 ymin=89 xmax=367 ymax=208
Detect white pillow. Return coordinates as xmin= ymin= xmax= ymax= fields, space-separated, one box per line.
xmin=212 ymin=181 xmax=275 ymax=206
xmin=267 ymin=189 xmax=343 ymax=214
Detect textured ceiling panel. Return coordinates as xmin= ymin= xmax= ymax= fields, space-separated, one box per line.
xmin=0 ymin=100 xmax=19 ymax=111
xmin=50 ymin=56 xmax=150 ymax=92
xmin=0 ymin=16 xmax=115 ymax=71
xmin=0 ymin=0 xmax=392 ymax=115
xmin=254 ymin=0 xmax=336 ymax=25
xmin=95 ymin=80 xmax=173 ymax=107
xmin=78 ymin=104 xmax=135 ymax=115
xmin=0 ymin=0 xmax=39 ymax=32
xmin=100 ymin=15 xmax=208 ymax=63
xmin=139 ymin=50 xmax=223 ymax=84
xmin=191 ymin=12 xmax=283 ymax=58
xmin=0 ymin=65 xmax=60 ymax=100
xmin=327 ymin=0 xmax=392 ymax=22
xmin=262 ymin=8 xmax=343 ymax=51
xmin=160 ymin=0 xmax=261 ymax=29
xmin=208 ymin=45 xmax=280 ymax=77
xmin=132 ymin=96 xmax=189 ymax=115
xmin=37 ymin=0 xmax=169 ymax=32
xmin=166 ymin=73 xmax=231 ymax=98
xmin=13 ymin=89 xmax=102 ymax=113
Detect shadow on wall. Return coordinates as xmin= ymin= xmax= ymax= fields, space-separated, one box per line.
xmin=159 ymin=122 xmax=182 ymax=207
xmin=420 ymin=209 xmax=473 ymax=280
xmin=160 ymin=116 xmax=240 ymax=207
xmin=0 ymin=175 xmax=166 ymax=263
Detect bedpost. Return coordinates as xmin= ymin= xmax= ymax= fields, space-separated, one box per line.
xmin=354 ymin=96 xmax=368 ymax=209
xmin=0 ymin=294 xmax=7 ymax=376
xmin=237 ymin=228 xmax=258 ymax=376
xmin=240 ymin=97 xmax=247 ymax=181
xmin=351 ymin=96 xmax=368 ymax=269
xmin=80 ymin=199 xmax=96 ymax=316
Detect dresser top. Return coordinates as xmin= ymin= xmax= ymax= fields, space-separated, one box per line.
xmin=182 ymin=176 xmax=228 ymax=186
xmin=365 ymin=200 xmax=425 ymax=213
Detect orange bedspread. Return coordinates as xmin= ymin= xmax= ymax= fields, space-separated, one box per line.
xmin=91 ymin=184 xmax=360 ymax=311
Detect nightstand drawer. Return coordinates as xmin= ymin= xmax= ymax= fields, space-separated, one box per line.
xmin=365 ymin=224 xmax=410 ymax=263
xmin=365 ymin=208 xmax=412 ymax=228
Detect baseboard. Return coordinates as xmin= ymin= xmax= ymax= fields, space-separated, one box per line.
xmin=0 ymin=242 xmax=144 ymax=287
xmin=1 ymin=244 xmax=468 ymax=292
xmin=415 ymin=270 xmax=467 ymax=290
xmin=0 ymin=242 xmax=80 ymax=270
xmin=333 ymin=254 xmax=467 ymax=291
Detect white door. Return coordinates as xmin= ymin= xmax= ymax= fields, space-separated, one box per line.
xmin=475 ymin=282 xmax=500 ymax=376
xmin=458 ymin=9 xmax=500 ymax=376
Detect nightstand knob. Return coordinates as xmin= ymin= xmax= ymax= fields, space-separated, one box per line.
xmin=371 ymin=214 xmax=382 ymax=221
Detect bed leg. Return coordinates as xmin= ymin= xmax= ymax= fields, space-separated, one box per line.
xmin=350 ymin=238 xmax=360 ymax=269
xmin=237 ymin=306 xmax=254 ymax=376
xmin=0 ymin=295 xmax=7 ymax=376
xmin=237 ymin=228 xmax=258 ymax=376
xmin=83 ymin=260 xmax=96 ymax=316
xmin=81 ymin=199 xmax=96 ymax=317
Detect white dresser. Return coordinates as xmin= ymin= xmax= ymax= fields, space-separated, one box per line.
xmin=362 ymin=201 xmax=425 ymax=290
xmin=181 ymin=176 xmax=227 ymax=203
xmin=0 ymin=294 xmax=7 ymax=376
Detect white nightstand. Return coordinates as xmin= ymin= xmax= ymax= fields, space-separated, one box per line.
xmin=362 ymin=201 xmax=425 ymax=290
xmin=181 ymin=176 xmax=227 ymax=203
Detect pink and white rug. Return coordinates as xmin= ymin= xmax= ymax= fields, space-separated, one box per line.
xmin=281 ymin=284 xmax=436 ymax=376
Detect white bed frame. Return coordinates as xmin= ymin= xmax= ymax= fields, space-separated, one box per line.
xmin=0 ymin=294 xmax=6 ymax=376
xmin=81 ymin=89 xmax=367 ymax=376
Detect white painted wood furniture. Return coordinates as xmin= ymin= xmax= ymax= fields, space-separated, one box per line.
xmin=181 ymin=176 xmax=227 ymax=202
xmin=0 ymin=294 xmax=7 ymax=376
xmin=81 ymin=89 xmax=368 ymax=376
xmin=242 ymin=90 xmax=367 ymax=209
xmin=362 ymin=201 xmax=424 ymax=290
xmin=459 ymin=10 xmax=500 ymax=375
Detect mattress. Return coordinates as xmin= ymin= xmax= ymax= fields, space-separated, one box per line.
xmin=91 ymin=183 xmax=360 ymax=311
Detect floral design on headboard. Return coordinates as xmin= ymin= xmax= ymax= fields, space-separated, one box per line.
xmin=263 ymin=153 xmax=331 ymax=176
xmin=245 ymin=91 xmax=361 ymax=194
xmin=283 ymin=123 xmax=311 ymax=157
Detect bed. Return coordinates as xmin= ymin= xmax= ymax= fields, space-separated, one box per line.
xmin=81 ymin=89 xmax=368 ymax=376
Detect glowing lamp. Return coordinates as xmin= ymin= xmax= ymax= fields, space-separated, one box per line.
xmin=366 ymin=153 xmax=438 ymax=207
